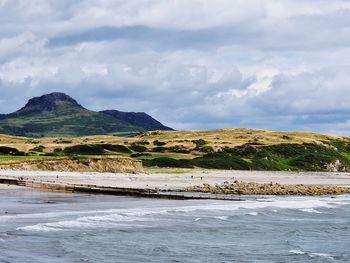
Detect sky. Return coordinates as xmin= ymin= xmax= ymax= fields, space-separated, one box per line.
xmin=0 ymin=0 xmax=350 ymax=134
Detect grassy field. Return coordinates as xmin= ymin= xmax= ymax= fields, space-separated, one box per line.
xmin=0 ymin=128 xmax=349 ymax=172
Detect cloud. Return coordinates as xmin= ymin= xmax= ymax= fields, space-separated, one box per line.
xmin=0 ymin=0 xmax=349 ymax=133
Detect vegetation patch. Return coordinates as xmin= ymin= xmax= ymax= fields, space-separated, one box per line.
xmin=165 ymin=145 xmax=190 ymax=154
xmin=63 ymin=145 xmax=106 ymax=155
xmin=143 ymin=157 xmax=194 ymax=168
xmin=130 ymin=153 xmax=151 ymax=158
xmin=97 ymin=144 xmax=132 ymax=153
xmin=135 ymin=140 xmax=150 ymax=145
xmin=192 ymin=153 xmax=250 ymax=170
xmin=130 ymin=143 xmax=148 ymax=152
xmin=53 ymin=138 xmax=73 ymax=144
xmin=152 ymin=146 xmax=167 ymax=153
xmin=197 ymin=145 xmax=214 ymax=153
xmin=153 ymin=140 xmax=166 ymax=146
xmin=30 ymin=145 xmax=46 ymax=152
xmin=142 ymin=142 xmax=350 ymax=171
xmin=0 ymin=146 xmax=26 ymax=156
xmin=45 ymin=148 xmax=65 ymax=156
xmin=191 ymin=139 xmax=207 ymax=147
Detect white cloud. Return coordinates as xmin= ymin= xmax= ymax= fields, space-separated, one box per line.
xmin=0 ymin=0 xmax=349 ymax=133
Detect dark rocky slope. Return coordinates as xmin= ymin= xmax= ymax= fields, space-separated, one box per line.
xmin=101 ymin=110 xmax=173 ymax=131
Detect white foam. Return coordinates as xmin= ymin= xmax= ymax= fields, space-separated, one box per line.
xmin=16 ymin=212 xmax=151 ymax=232
xmin=290 ymin=250 xmax=335 ymax=260
xmin=299 ymin=208 xmax=323 ymax=214
xmin=0 ymin=209 xmax=116 ymax=222
xmin=290 ymin=249 xmax=305 ymax=255
xmin=17 ymin=224 xmax=62 ymax=232
xmin=4 ymin=195 xmax=350 ymax=223
xmin=215 ymin=216 xmax=229 ymax=221
xmin=248 ymin=212 xmax=259 ymax=216
xmin=309 ymin=252 xmax=335 ymax=260
xmin=14 ymin=195 xmax=350 ymax=232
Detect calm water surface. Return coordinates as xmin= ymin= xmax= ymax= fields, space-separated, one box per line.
xmin=0 ymin=188 xmax=349 ymax=263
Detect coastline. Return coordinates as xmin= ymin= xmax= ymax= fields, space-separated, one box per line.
xmin=0 ymin=184 xmax=25 ymax=190
xmin=1 ymin=169 xmax=350 ymax=198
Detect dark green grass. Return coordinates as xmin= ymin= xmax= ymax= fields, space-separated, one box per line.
xmin=62 ymin=144 xmax=133 ymax=155
xmin=142 ymin=142 xmax=350 ymax=171
xmin=2 ymin=140 xmax=350 ymax=171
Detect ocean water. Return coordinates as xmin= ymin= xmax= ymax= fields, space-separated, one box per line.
xmin=0 ymin=188 xmax=349 ymax=263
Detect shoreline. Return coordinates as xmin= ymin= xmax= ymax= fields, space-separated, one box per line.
xmin=0 ymin=184 xmax=26 ymax=190
xmin=184 ymin=182 xmax=350 ymax=196
xmin=1 ymin=169 xmax=350 ymax=198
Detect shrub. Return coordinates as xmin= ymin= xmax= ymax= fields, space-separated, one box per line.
xmin=251 ymin=158 xmax=293 ymax=171
xmin=153 ymin=140 xmax=167 ymax=146
xmin=97 ymin=144 xmax=132 ymax=153
xmin=63 ymin=145 xmax=105 ymax=155
xmin=53 ymin=138 xmax=72 ymax=144
xmin=166 ymin=145 xmax=190 ymax=153
xmin=135 ymin=140 xmax=150 ymax=145
xmin=130 ymin=153 xmax=151 ymax=158
xmin=130 ymin=144 xmax=148 ymax=152
xmin=143 ymin=153 xmax=250 ymax=170
xmin=289 ymin=153 xmax=342 ymax=171
xmin=192 ymin=153 xmax=251 ymax=170
xmin=143 ymin=157 xmax=194 ymax=168
xmin=223 ymin=144 xmax=258 ymax=157
xmin=30 ymin=145 xmax=46 ymax=152
xmin=152 ymin=146 xmax=167 ymax=153
xmin=197 ymin=146 xmax=214 ymax=153
xmin=0 ymin=146 xmax=26 ymax=156
xmin=191 ymin=139 xmax=207 ymax=147
xmin=44 ymin=148 xmax=64 ymax=156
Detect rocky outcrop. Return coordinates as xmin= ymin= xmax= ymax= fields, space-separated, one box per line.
xmin=186 ymin=181 xmax=350 ymax=196
xmin=0 ymin=157 xmax=143 ymax=173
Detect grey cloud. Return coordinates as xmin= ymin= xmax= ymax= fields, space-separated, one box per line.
xmin=48 ymin=25 xmax=258 ymax=53
xmin=1 ymin=0 xmax=350 ymax=133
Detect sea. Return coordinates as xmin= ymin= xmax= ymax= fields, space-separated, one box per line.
xmin=0 ymin=188 xmax=349 ymax=263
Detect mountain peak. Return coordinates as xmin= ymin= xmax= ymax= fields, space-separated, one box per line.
xmin=25 ymin=92 xmax=81 ymax=108
xmin=15 ymin=92 xmax=83 ymax=116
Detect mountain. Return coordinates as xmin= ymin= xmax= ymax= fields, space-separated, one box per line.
xmin=0 ymin=92 xmax=172 ymax=137
xmin=9 ymin=92 xmax=83 ymax=117
xmin=101 ymin=110 xmax=173 ymax=131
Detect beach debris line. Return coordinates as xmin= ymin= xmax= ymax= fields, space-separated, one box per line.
xmin=185 ymin=181 xmax=350 ymax=196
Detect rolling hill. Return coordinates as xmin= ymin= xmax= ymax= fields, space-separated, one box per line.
xmin=0 ymin=128 xmax=350 ymax=172
xmin=0 ymin=92 xmax=172 ymax=137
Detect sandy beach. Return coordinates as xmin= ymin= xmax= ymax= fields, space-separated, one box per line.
xmin=1 ymin=169 xmax=350 ymax=191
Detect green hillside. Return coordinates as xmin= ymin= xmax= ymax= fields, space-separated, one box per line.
xmin=0 ymin=128 xmax=350 ymax=172
xmin=0 ymin=92 xmax=172 ymax=137
xmin=0 ymin=108 xmax=144 ymax=137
